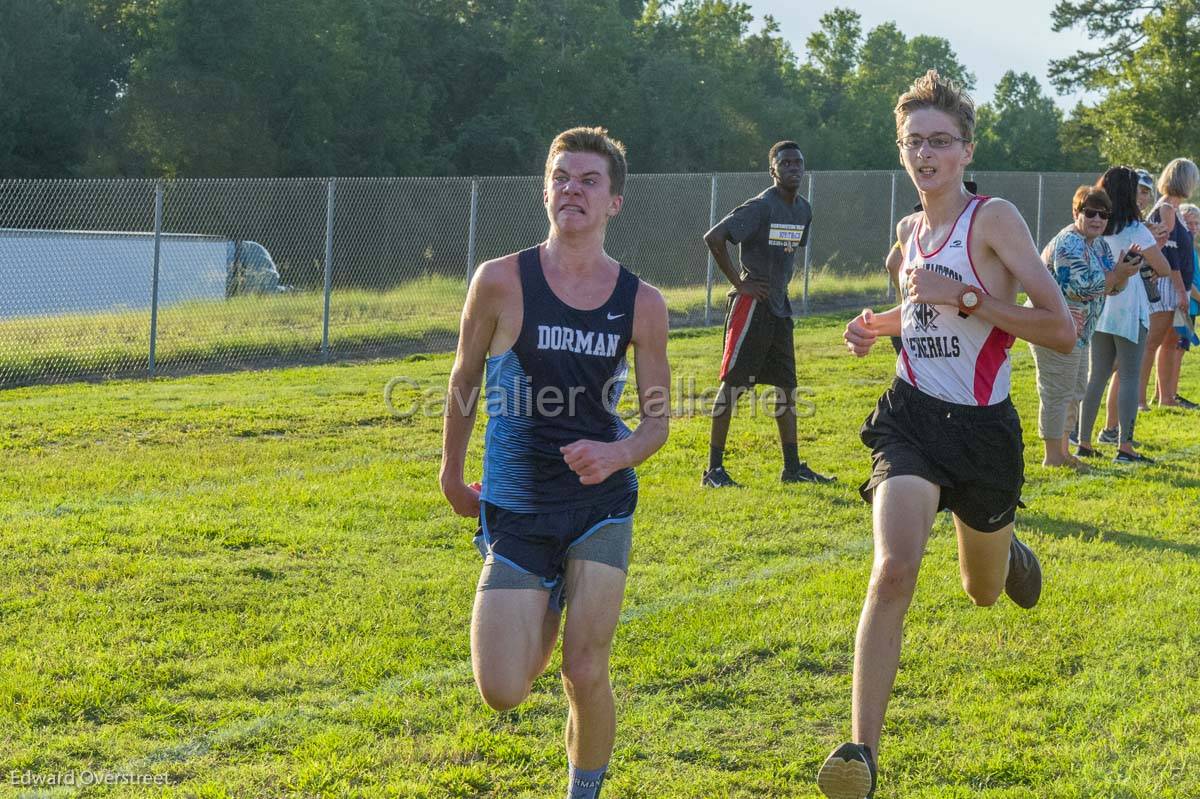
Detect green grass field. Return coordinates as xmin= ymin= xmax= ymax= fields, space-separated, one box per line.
xmin=0 ymin=271 xmax=888 ymax=388
xmin=2 ymin=314 xmax=1198 ymax=798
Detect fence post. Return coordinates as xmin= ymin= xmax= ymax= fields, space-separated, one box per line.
xmin=1035 ymin=173 xmax=1044 ymax=247
xmin=803 ymin=172 xmax=813 ymax=314
xmin=322 ymin=178 xmax=335 ymax=360
xmin=887 ymin=172 xmax=897 ymax=302
xmin=148 ymin=180 xmax=164 ymax=376
xmin=466 ymin=179 xmax=480 ymax=285
xmin=705 ymin=174 xmax=717 ymax=326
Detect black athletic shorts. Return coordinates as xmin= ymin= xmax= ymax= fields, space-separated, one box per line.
xmin=719 ymin=293 xmax=796 ymax=389
xmin=477 ymin=492 xmax=637 ymax=586
xmin=859 ymin=378 xmax=1025 ymax=532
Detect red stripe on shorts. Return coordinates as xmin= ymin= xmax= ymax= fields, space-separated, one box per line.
xmin=719 ymin=295 xmax=757 ymax=381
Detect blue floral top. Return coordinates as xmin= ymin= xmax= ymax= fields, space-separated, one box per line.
xmin=1046 ymin=224 xmax=1116 ymax=348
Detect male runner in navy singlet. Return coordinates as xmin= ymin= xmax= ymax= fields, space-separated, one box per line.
xmin=440 ymin=127 xmax=670 ymax=799
xmin=816 ymin=71 xmax=1076 ymax=799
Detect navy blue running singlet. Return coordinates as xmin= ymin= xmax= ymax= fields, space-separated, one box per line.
xmin=480 ymin=246 xmax=640 ymax=513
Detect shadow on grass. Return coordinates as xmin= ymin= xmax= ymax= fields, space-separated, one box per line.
xmin=1130 ymin=465 xmax=1200 ymax=493
xmin=1022 ymin=510 xmax=1200 ymax=557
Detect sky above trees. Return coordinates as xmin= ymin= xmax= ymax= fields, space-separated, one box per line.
xmin=754 ymin=0 xmax=1102 ymax=109
xmin=0 ymin=1 xmax=1190 ymax=179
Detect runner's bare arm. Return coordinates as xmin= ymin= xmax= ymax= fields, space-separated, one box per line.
xmin=885 ymin=241 xmax=903 ymax=291
xmin=561 ymin=282 xmax=670 ymax=484
xmin=907 ymin=200 xmax=1075 ymax=353
xmin=870 ymin=217 xmax=919 ymax=338
xmin=845 ymin=217 xmax=916 ymax=355
xmin=440 ymin=258 xmax=508 ymax=516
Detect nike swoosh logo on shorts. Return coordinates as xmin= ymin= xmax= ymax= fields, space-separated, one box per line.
xmin=607 ymin=312 xmax=625 ymax=320
xmin=988 ymin=506 xmax=1014 ymax=524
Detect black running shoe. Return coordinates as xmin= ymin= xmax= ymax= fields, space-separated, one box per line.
xmin=701 ymin=466 xmax=740 ymax=488
xmin=782 ymin=462 xmax=835 ymax=484
xmin=817 ymin=742 xmax=876 ymax=799
xmin=1114 ymin=449 xmax=1155 ymax=464
xmin=1175 ymin=394 xmax=1199 ymax=410
xmin=1067 ymin=429 xmax=1079 ymax=445
xmin=1005 ymin=534 xmax=1042 ymax=609
xmin=1075 ymin=445 xmax=1102 ymax=458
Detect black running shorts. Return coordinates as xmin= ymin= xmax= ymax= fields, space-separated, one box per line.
xmin=859 ymin=378 xmax=1025 ymax=532
xmin=719 ymin=293 xmax=796 ymax=389
xmin=475 ymin=491 xmax=636 ymax=595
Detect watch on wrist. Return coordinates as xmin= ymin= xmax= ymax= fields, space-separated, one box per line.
xmin=957 ymin=287 xmax=980 ymax=318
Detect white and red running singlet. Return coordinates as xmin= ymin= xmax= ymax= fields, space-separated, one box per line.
xmin=896 ymin=195 xmax=1015 ymax=406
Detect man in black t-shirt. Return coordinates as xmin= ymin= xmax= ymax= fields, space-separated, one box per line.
xmin=701 ymin=140 xmax=832 ymax=487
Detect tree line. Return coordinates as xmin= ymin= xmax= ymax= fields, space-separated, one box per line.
xmin=0 ymin=0 xmax=1191 ymax=179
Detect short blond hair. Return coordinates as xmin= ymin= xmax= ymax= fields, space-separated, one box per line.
xmin=1180 ymin=202 xmax=1200 ymax=221
xmin=1157 ymin=157 xmax=1199 ymax=199
xmin=544 ymin=127 xmax=628 ymax=196
xmin=895 ymin=69 xmax=976 ymax=141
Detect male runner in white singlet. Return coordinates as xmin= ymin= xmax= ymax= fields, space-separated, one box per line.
xmin=815 ymin=71 xmax=1076 ymax=799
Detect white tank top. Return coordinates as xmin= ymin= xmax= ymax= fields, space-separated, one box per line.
xmin=895 ymin=195 xmax=1015 ymax=406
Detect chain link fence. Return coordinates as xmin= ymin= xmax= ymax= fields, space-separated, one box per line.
xmin=0 ymin=170 xmax=1101 ymax=388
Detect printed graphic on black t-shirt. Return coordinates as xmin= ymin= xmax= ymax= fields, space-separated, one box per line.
xmin=719 ymin=186 xmax=812 ymax=318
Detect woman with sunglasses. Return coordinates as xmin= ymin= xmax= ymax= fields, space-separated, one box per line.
xmin=1078 ymin=167 xmax=1171 ymax=461
xmin=1029 ymin=186 xmax=1138 ymax=469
